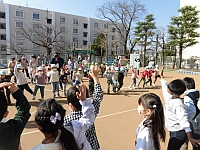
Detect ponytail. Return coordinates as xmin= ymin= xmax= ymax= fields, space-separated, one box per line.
xmin=59 ymin=126 xmax=81 ymax=150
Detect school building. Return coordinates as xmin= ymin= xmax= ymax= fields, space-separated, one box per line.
xmin=0 ymin=2 xmax=124 ymax=64
xmin=180 ymin=0 xmax=200 ymax=59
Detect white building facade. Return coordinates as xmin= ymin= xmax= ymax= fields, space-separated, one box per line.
xmin=0 ymin=2 xmax=124 ymax=63
xmin=180 ymin=0 xmax=200 ymax=59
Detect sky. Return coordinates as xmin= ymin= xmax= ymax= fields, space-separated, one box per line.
xmin=3 ymin=0 xmax=180 ymax=28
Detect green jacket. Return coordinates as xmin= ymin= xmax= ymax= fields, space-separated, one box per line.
xmin=0 ymin=89 xmax=31 ymax=150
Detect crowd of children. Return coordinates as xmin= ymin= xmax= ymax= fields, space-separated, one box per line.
xmin=2 ymin=55 xmax=200 ymax=150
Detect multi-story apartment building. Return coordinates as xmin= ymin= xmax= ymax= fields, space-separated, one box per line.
xmin=0 ymin=2 xmax=124 ymax=63
xmin=180 ymin=0 xmax=200 ymax=59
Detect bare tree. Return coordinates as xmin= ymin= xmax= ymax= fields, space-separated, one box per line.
xmin=19 ymin=24 xmax=68 ymax=56
xmin=96 ymin=0 xmax=146 ymax=54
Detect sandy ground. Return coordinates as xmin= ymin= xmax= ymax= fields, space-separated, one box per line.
xmin=6 ymin=70 xmax=200 ymax=150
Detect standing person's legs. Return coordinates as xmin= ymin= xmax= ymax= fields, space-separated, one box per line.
xmin=137 ymin=78 xmax=143 ymax=87
xmin=5 ymin=87 xmax=11 ymax=104
xmin=112 ymin=80 xmax=117 ymax=92
xmin=137 ymin=70 xmax=139 ymax=75
xmin=71 ymin=71 xmax=73 ymax=80
xmin=24 ymin=84 xmax=33 ymax=94
xmin=56 ymin=82 xmax=60 ymax=97
xmin=142 ymin=78 xmax=146 ymax=88
xmin=51 ymin=82 xmax=56 ymax=98
xmin=149 ymin=76 xmax=152 ymax=86
xmin=117 ymin=80 xmax=123 ymax=91
xmin=33 ymin=85 xmax=39 ymax=100
xmin=18 ymin=84 xmax=25 ymax=92
xmin=25 ymin=69 xmax=30 ymax=78
xmin=39 ymin=86 xmax=45 ymax=100
xmin=180 ymin=139 xmax=188 ymax=150
xmin=107 ymin=80 xmax=111 ymax=94
xmin=167 ymin=130 xmax=187 ymax=150
xmin=62 ymin=83 xmax=67 ymax=97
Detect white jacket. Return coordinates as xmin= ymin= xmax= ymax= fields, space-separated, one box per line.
xmin=135 ymin=120 xmax=156 ymax=150
xmin=32 ymin=98 xmax=95 ymax=150
xmin=160 ymin=79 xmax=191 ymax=133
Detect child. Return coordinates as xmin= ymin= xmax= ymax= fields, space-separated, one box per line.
xmin=181 ymin=77 xmax=199 ymax=150
xmin=106 ymin=67 xmax=114 ymax=94
xmin=136 ymin=93 xmax=166 ymax=150
xmin=137 ymin=66 xmax=148 ymax=88
xmin=160 ymin=67 xmax=199 ymax=149
xmin=112 ymin=67 xmax=119 ymax=93
xmin=32 ymin=66 xmax=47 ymax=101
xmin=29 ymin=54 xmax=38 ymax=84
xmin=14 ymin=63 xmax=33 ymax=95
xmin=47 ymin=64 xmax=60 ymax=99
xmin=0 ymin=82 xmax=31 ymax=150
xmin=129 ymin=66 xmax=139 ymax=89
xmin=59 ymin=68 xmax=73 ymax=97
xmin=146 ymin=66 xmax=153 ymax=87
xmin=83 ymin=63 xmax=88 ymax=77
xmin=33 ymin=83 xmax=95 ymax=150
xmin=117 ymin=67 xmax=125 ymax=92
xmin=74 ymin=68 xmax=83 ymax=85
xmin=64 ymin=66 xmax=103 ymax=150
xmin=152 ymin=65 xmax=161 ymax=86
xmin=0 ymin=71 xmax=11 ymax=105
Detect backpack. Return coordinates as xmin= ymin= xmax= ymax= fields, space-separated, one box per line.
xmin=186 ymin=91 xmax=200 ymax=119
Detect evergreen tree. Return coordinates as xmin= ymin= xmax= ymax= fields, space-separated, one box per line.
xmin=168 ymin=5 xmax=200 ymax=69
xmin=134 ymin=14 xmax=156 ymax=66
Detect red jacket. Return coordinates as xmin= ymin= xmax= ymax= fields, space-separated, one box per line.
xmin=147 ymin=70 xmax=153 ymax=77
xmin=141 ymin=70 xmax=148 ymax=78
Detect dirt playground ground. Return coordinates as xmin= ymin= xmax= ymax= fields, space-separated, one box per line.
xmin=6 ymin=70 xmax=200 ymax=150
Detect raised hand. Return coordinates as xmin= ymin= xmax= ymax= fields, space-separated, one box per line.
xmin=76 ymin=83 xmax=87 ymax=101
xmin=89 ymin=66 xmax=100 ymax=78
xmin=0 ymin=82 xmax=18 ymax=93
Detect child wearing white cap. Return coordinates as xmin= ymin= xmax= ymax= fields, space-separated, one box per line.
xmin=74 ymin=68 xmax=83 ymax=85
xmin=47 ymin=64 xmax=60 ymax=98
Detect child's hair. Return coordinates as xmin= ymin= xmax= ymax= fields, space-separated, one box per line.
xmin=182 ymin=77 xmax=195 ymax=90
xmin=138 ymin=93 xmax=166 ymax=150
xmin=66 ymin=86 xmax=89 ymax=111
xmin=167 ymin=79 xmax=186 ymax=95
xmin=35 ymin=99 xmax=80 ymax=150
xmin=11 ymin=57 xmax=16 ymax=61
xmin=0 ymin=90 xmax=8 ymax=121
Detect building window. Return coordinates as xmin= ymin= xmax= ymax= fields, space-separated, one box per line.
xmin=32 ymin=23 xmax=40 ymax=30
xmin=72 ymin=19 xmax=78 ymax=25
xmin=15 ymin=21 xmax=24 ymax=28
xmin=112 ymin=28 xmax=116 ymax=32
xmin=72 ymin=37 xmax=78 ymax=43
xmin=0 ymin=23 xmax=6 ymax=29
xmin=0 ymin=45 xmax=6 ymax=51
xmin=83 ymin=32 xmax=87 ymax=37
xmin=72 ymin=28 xmax=79 ymax=34
xmin=32 ymin=43 xmax=40 ymax=50
xmin=60 ymin=27 xmax=65 ymax=32
xmin=32 ymin=13 xmax=40 ymax=20
xmin=0 ymin=12 xmax=5 ymax=19
xmin=83 ymin=23 xmax=88 ymax=29
xmin=15 ymin=10 xmax=24 ymax=18
xmin=16 ymin=43 xmax=24 ymax=49
xmin=93 ymin=30 xmax=98 ymax=36
xmin=47 ymin=18 xmax=52 ymax=24
xmin=0 ymin=34 xmax=6 ymax=40
xmin=104 ymin=24 xmax=108 ymax=29
xmin=83 ymin=40 xmax=87 ymax=46
xmin=59 ymin=17 xmax=66 ymax=23
xmin=15 ymin=31 xmax=24 ymax=39
xmin=59 ymin=36 xmax=65 ymax=42
xmin=93 ymin=22 xmax=99 ymax=28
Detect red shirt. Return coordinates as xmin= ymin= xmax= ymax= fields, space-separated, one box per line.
xmin=141 ymin=70 xmax=148 ymax=78
xmin=147 ymin=70 xmax=153 ymax=77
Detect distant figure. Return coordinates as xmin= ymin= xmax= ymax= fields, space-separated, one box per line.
xmin=148 ymin=57 xmax=155 ymax=69
xmin=37 ymin=55 xmax=44 ymax=66
xmin=19 ymin=54 xmax=29 ymax=78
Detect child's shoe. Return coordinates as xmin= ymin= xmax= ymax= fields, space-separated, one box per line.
xmin=52 ymin=94 xmax=55 ymax=99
